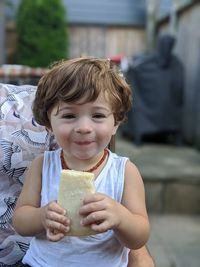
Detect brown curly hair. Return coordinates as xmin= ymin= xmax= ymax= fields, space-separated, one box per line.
xmin=33 ymin=57 xmax=132 ymax=128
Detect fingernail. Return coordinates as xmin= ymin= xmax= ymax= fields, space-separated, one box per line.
xmin=64 ymin=218 xmax=69 ymax=225
xmin=64 ymin=226 xmax=70 ymax=232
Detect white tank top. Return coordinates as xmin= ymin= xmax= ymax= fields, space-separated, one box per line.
xmin=23 ymin=149 xmax=129 ymax=267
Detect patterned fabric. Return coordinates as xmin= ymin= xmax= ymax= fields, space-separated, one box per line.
xmin=0 ymin=83 xmax=52 ymax=266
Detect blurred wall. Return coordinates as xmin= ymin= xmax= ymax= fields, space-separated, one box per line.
xmin=159 ymin=2 xmax=200 ymax=146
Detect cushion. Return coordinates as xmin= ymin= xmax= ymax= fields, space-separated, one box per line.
xmin=0 ymin=83 xmax=53 ymax=265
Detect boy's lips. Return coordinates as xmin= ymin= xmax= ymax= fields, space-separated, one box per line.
xmin=74 ymin=141 xmax=93 ymax=145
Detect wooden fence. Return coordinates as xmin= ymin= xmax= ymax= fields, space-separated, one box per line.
xmin=6 ymin=22 xmax=145 ymax=63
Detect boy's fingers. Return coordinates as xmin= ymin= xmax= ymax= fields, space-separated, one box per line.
xmin=82 ymin=193 xmax=104 ymax=204
xmin=46 ymin=212 xmax=69 ymax=225
xmin=46 ymin=220 xmax=70 ymax=233
xmin=46 ymin=228 xmax=65 ymax=242
xmin=90 ymin=221 xmax=109 ymax=233
xmin=81 ymin=211 xmax=105 ymax=226
xmin=79 ymin=201 xmax=103 ymax=215
xmin=48 ymin=201 xmax=66 ymax=215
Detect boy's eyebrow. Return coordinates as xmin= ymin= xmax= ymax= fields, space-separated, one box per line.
xmin=58 ymin=106 xmax=72 ymax=112
xmin=92 ymin=106 xmax=111 ymax=112
xmin=58 ymin=105 xmax=111 ymax=112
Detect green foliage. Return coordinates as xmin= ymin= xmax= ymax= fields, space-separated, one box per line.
xmin=16 ymin=0 xmax=68 ymax=67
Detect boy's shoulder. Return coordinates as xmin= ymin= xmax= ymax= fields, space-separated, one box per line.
xmin=108 ymin=150 xmax=129 ymax=161
xmin=31 ymin=153 xmax=44 ymax=167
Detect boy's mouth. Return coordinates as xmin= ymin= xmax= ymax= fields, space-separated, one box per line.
xmin=74 ymin=141 xmax=93 ymax=145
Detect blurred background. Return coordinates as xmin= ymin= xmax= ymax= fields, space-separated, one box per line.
xmin=0 ymin=0 xmax=200 ymax=148
xmin=0 ymin=0 xmax=200 ymax=266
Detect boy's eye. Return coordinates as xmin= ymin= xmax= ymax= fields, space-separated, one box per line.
xmin=62 ymin=114 xmax=76 ymax=119
xmin=93 ymin=113 xmax=106 ymax=119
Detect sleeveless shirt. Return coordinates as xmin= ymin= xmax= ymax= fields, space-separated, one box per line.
xmin=23 ymin=149 xmax=129 ymax=267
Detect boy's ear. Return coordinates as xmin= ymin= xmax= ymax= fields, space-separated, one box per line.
xmin=112 ymin=124 xmax=119 ymax=136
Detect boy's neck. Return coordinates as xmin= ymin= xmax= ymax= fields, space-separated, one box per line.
xmin=60 ymin=149 xmax=108 ymax=173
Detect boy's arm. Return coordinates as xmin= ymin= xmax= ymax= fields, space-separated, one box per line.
xmin=128 ymin=247 xmax=155 ymax=267
xmin=12 ymin=154 xmax=45 ymax=236
xmin=80 ymin=160 xmax=150 ymax=249
xmin=114 ymin=160 xmax=150 ymax=249
xmin=13 ymin=154 xmax=69 ymax=240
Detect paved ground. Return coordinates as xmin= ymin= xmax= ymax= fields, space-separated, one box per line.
xmin=115 ymin=136 xmax=200 ymax=267
xmin=116 ymin=137 xmax=200 ymax=182
xmin=148 ymin=215 xmax=200 ymax=267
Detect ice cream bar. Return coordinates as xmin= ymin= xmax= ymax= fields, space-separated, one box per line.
xmin=58 ymin=169 xmax=97 ymax=236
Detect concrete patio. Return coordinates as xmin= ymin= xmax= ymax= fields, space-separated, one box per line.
xmin=116 ymin=136 xmax=200 ymax=267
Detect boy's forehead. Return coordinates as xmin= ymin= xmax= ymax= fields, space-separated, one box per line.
xmin=57 ymin=91 xmax=111 ymax=108
xmin=82 ymin=91 xmax=111 ymax=105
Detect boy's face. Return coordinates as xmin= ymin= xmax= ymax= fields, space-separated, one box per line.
xmin=48 ymin=92 xmax=118 ymax=161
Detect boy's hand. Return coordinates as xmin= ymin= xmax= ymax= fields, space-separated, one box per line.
xmin=41 ymin=201 xmax=70 ymax=241
xmin=79 ymin=193 xmax=121 ymax=233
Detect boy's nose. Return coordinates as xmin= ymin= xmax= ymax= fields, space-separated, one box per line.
xmin=74 ymin=119 xmax=92 ymax=134
xmin=75 ymin=127 xmax=91 ymax=134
